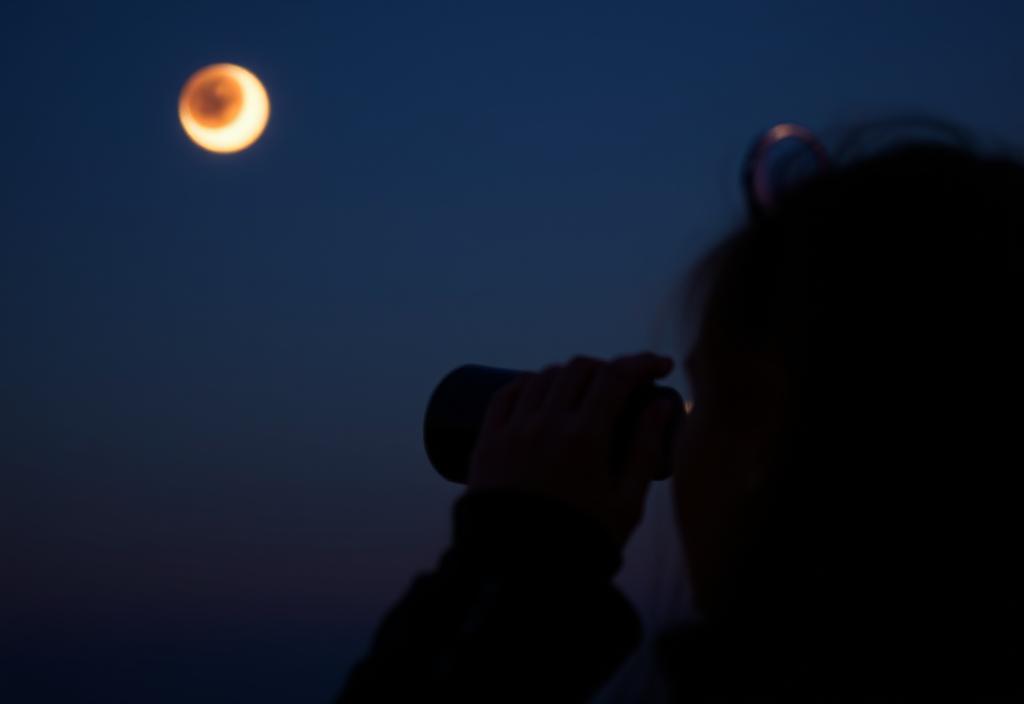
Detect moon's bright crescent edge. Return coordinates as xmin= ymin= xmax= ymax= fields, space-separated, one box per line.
xmin=179 ymin=64 xmax=270 ymax=153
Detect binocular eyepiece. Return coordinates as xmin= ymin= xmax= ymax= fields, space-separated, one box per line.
xmin=423 ymin=364 xmax=684 ymax=484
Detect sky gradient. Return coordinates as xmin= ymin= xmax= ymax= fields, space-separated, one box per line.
xmin=3 ymin=1 xmax=1023 ymax=701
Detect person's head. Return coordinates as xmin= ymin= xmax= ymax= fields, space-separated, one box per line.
xmin=668 ymin=122 xmax=1023 ymax=680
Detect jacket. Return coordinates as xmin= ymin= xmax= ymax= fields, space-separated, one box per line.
xmin=336 ymin=488 xmax=642 ymax=702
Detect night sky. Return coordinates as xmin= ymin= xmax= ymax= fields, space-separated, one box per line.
xmin=3 ymin=1 xmax=1022 ymax=701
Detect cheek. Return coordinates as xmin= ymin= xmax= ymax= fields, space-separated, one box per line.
xmin=670 ymin=410 xmax=755 ymax=607
xmin=670 ymin=413 xmax=721 ymax=591
xmin=670 ymin=411 xmax=708 ymax=519
xmin=670 ymin=410 xmax=744 ymax=534
xmin=670 ymin=407 xmax=706 ymax=483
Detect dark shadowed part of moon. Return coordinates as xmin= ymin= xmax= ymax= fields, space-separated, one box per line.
xmin=188 ymin=74 xmax=244 ymax=128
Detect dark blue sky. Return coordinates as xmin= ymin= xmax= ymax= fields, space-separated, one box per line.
xmin=3 ymin=1 xmax=1022 ymax=701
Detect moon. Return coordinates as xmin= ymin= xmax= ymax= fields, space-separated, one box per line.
xmin=179 ymin=64 xmax=270 ymax=153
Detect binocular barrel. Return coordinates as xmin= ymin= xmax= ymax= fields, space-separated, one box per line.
xmin=423 ymin=364 xmax=684 ymax=484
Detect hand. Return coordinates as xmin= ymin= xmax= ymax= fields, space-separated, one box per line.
xmin=466 ymin=352 xmax=679 ymax=549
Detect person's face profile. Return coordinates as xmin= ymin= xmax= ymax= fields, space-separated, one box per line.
xmin=669 ymin=325 xmax=787 ymax=607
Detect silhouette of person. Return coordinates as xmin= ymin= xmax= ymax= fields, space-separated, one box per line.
xmin=336 ymin=122 xmax=1024 ymax=702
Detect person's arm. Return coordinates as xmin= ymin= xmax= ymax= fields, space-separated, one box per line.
xmin=336 ymin=488 xmax=642 ymax=703
xmin=339 ymin=352 xmax=678 ymax=701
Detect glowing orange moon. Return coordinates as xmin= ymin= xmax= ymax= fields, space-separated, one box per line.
xmin=179 ymin=64 xmax=270 ymax=153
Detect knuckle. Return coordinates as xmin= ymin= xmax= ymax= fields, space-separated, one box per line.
xmin=495 ymin=380 xmax=516 ymax=397
xmin=605 ymin=362 xmax=630 ymax=382
xmin=493 ymin=381 xmax=520 ymax=402
xmin=530 ymin=366 xmax=558 ymax=386
xmin=568 ymin=355 xmax=600 ymax=370
xmin=516 ymin=372 xmax=540 ymax=390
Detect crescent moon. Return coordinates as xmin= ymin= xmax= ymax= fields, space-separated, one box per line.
xmin=179 ymin=64 xmax=270 ymax=154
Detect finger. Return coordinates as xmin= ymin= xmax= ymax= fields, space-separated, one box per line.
xmin=615 ymin=399 xmax=675 ymax=513
xmin=543 ymin=355 xmax=603 ymax=411
xmin=624 ymin=397 xmax=678 ymax=486
xmin=582 ymin=353 xmax=674 ymax=433
xmin=513 ymin=365 xmax=561 ymax=419
xmin=481 ymin=374 xmax=530 ymax=433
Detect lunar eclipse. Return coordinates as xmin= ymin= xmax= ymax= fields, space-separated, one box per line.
xmin=179 ymin=63 xmax=270 ymax=153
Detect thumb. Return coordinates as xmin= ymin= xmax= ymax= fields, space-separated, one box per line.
xmin=619 ymin=397 xmax=677 ymax=502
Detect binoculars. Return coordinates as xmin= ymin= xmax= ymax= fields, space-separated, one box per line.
xmin=423 ymin=364 xmax=684 ymax=484
xmin=421 ymin=125 xmax=829 ymax=483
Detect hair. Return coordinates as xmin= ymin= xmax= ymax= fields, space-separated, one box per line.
xmin=672 ymin=119 xmax=1024 ymax=691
